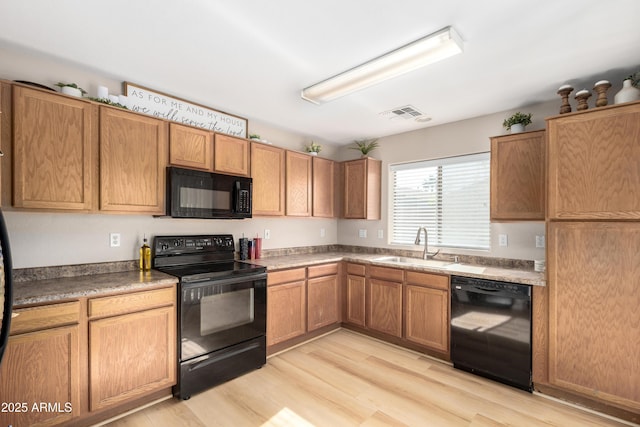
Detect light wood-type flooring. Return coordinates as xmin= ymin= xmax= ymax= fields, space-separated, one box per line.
xmin=103 ymin=329 xmax=633 ymax=427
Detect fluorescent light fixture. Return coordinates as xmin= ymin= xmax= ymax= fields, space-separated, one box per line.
xmin=301 ymin=26 xmax=463 ymax=105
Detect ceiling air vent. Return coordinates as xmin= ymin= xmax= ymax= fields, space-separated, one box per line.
xmin=379 ymin=105 xmax=431 ymax=122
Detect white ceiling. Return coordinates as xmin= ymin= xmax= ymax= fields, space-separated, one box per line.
xmin=1 ymin=0 xmax=639 ymax=144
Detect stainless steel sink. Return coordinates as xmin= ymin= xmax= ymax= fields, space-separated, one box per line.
xmin=372 ymin=256 xmax=453 ymax=268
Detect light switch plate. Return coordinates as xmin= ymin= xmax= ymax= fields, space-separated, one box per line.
xmin=498 ymin=234 xmax=508 ymax=247
xmin=264 ymin=229 xmax=271 ymax=240
xmin=320 ymin=228 xmax=326 ymax=237
xmin=358 ymin=229 xmax=367 ymax=238
xmin=536 ymin=235 xmax=545 ymax=248
xmin=377 ymin=229 xmax=384 ymax=239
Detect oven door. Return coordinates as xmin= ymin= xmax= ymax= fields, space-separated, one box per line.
xmin=180 ymin=272 xmax=266 ymax=362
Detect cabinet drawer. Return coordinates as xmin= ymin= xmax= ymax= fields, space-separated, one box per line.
xmin=10 ymin=301 xmax=80 ymax=335
xmin=405 ymin=271 xmax=449 ymax=291
xmin=369 ymin=265 xmax=404 ymax=282
xmin=346 ymin=263 xmax=366 ymax=276
xmin=307 ymin=263 xmax=338 ymax=278
xmin=88 ymin=287 xmax=175 ymax=319
xmin=268 ymin=268 xmax=306 ymax=286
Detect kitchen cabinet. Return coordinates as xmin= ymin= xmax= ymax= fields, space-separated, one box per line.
xmin=12 ymin=84 xmax=98 ymax=211
xmin=0 ymin=301 xmax=81 ymax=427
xmin=214 ymin=133 xmax=250 ymax=176
xmin=490 ymin=130 xmax=545 ymax=220
xmin=367 ymin=265 xmax=403 ymax=337
xmin=169 ymin=123 xmax=213 ymax=171
xmin=312 ymin=156 xmax=336 ymax=217
xmin=307 ymin=263 xmax=340 ymax=331
xmin=345 ymin=263 xmax=366 ymax=327
xmin=547 ymin=101 xmax=640 ymax=220
xmin=342 ymin=157 xmax=381 ymax=219
xmin=286 ymin=150 xmax=312 ymax=216
xmin=251 ymin=142 xmax=285 ymax=216
xmin=88 ymin=287 xmax=176 ymax=411
xmin=267 ymin=268 xmax=307 ymax=346
xmin=99 ymin=107 xmax=168 ymax=214
xmin=404 ymin=271 xmax=449 ymax=354
xmin=545 ymin=222 xmax=640 ymax=413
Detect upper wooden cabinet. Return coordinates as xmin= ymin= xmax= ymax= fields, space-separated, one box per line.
xmin=490 ymin=130 xmax=545 ymax=221
xmin=312 ymin=156 xmax=336 ymax=218
xmin=99 ymin=107 xmax=168 ymax=214
xmin=547 ymin=101 xmax=640 ymax=219
xmin=343 ymin=157 xmax=381 ymax=219
xmin=214 ymin=133 xmax=250 ymax=176
xmin=286 ymin=150 xmax=312 ymax=216
xmin=169 ymin=123 xmax=213 ymax=171
xmin=12 ymin=85 xmax=98 ymax=211
xmin=251 ymin=142 xmax=285 ymax=216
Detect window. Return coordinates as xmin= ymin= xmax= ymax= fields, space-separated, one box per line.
xmin=391 ymin=152 xmax=490 ymax=250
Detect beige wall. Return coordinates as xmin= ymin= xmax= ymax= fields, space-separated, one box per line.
xmin=2 ymin=41 xmax=551 ymax=268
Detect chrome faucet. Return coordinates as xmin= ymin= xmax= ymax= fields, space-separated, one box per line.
xmin=415 ymin=227 xmax=440 ymax=260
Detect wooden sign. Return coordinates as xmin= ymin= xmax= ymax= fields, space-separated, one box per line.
xmin=123 ymin=82 xmax=248 ymax=137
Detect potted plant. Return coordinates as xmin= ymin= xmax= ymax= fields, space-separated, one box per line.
xmin=502 ymin=112 xmax=532 ymax=133
xmin=305 ymin=141 xmax=322 ymax=155
xmin=249 ymin=133 xmax=261 ymax=140
xmin=55 ymin=82 xmax=87 ymax=98
xmin=350 ymin=138 xmax=379 ymax=157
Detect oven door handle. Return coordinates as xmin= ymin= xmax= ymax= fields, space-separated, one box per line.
xmin=181 ymin=271 xmax=267 ymax=287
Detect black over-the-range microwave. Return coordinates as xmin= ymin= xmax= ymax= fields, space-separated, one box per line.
xmin=167 ymin=167 xmax=252 ymax=219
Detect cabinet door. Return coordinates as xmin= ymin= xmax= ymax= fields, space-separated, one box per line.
xmin=547 ymin=102 xmax=640 ymax=219
xmin=286 ymin=151 xmax=312 ymax=216
xmin=343 ymin=158 xmax=381 ymax=219
xmin=405 ymin=284 xmax=449 ymax=353
xmin=307 ymin=275 xmax=339 ymax=331
xmin=367 ymin=278 xmax=402 ymax=337
xmin=490 ymin=130 xmax=545 ymax=220
xmin=547 ymin=222 xmax=640 ymax=410
xmin=312 ymin=157 xmax=335 ymax=217
xmin=169 ymin=123 xmax=213 ymax=171
xmin=89 ymin=306 xmax=176 ymax=411
xmin=267 ymin=281 xmax=306 ymax=346
xmin=100 ymin=107 xmax=168 ymax=214
xmin=0 ymin=326 xmax=80 ymax=427
xmin=214 ymin=133 xmax=250 ymax=176
xmin=251 ymin=142 xmax=285 ymax=216
xmin=346 ymin=274 xmax=366 ymax=327
xmin=13 ymin=85 xmax=97 ymax=210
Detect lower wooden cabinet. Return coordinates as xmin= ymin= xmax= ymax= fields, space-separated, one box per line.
xmin=404 ymin=271 xmax=450 ymax=354
xmin=89 ymin=305 xmax=176 ymax=411
xmin=307 ymin=264 xmax=340 ymax=331
xmin=367 ymin=266 xmax=403 ymax=338
xmin=267 ymin=268 xmax=307 ymax=346
xmin=345 ymin=263 xmax=366 ymax=327
xmin=0 ymin=302 xmax=81 ymax=427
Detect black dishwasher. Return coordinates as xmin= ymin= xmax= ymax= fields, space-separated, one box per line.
xmin=450 ymin=275 xmax=532 ymax=392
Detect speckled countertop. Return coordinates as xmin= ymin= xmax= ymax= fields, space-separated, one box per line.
xmin=13 ymin=270 xmax=178 ymax=306
xmin=248 ymin=252 xmax=546 ymax=286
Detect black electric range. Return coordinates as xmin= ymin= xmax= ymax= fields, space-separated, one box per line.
xmin=153 ymin=234 xmax=267 ymax=400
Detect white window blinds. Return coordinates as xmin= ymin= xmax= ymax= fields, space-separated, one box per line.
xmin=391 ymin=152 xmax=490 ymax=250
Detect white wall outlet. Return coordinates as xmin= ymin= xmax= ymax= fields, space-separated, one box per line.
xmin=320 ymin=228 xmax=326 ymax=237
xmin=498 ymin=234 xmax=508 ymax=247
xmin=377 ymin=229 xmax=384 ymax=239
xmin=358 ymin=229 xmax=367 ymax=238
xmin=110 ymin=233 xmax=121 ymax=248
xmin=264 ymin=229 xmax=271 ymax=240
xmin=536 ymin=235 xmax=545 ymax=248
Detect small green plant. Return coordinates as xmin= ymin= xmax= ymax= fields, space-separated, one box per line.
xmin=55 ymin=82 xmax=87 ymax=95
xmin=249 ymin=133 xmax=261 ymax=139
xmin=350 ymin=138 xmax=379 ymax=156
xmin=627 ymin=71 xmax=640 ymax=88
xmin=88 ymin=96 xmax=128 ymax=109
xmin=502 ymin=112 xmax=532 ymax=131
xmin=305 ymin=141 xmax=322 ymax=153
